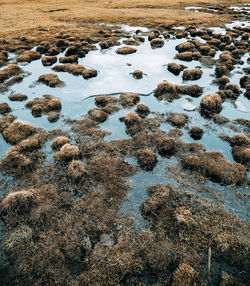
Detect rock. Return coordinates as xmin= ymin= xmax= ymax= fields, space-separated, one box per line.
xmin=116 ymin=46 xmax=137 ymax=55
xmin=88 ymin=108 xmax=108 ymax=122
xmin=136 ymin=148 xmax=157 ymax=171
xmin=181 ymin=151 xmax=246 ymax=185
xmin=200 ymin=93 xmax=222 ymax=115
xmin=189 ymin=126 xmax=204 ymax=140
xmin=51 ymin=136 xmax=71 ymax=151
xmin=41 ymin=56 xmax=57 ymax=66
xmin=38 ymin=73 xmax=65 ymax=87
xmin=119 ymin=93 xmax=140 ymax=107
xmin=132 ymin=70 xmax=143 ymax=79
xmin=183 ymin=68 xmax=203 ymax=81
xmin=166 ymin=113 xmax=189 ymax=127
xmin=167 ymin=62 xmax=185 ymax=76
xmin=0 ymin=102 xmax=12 ymax=114
xmin=150 ymin=38 xmax=164 ymax=48
xmin=8 ymin=93 xmax=28 ymax=101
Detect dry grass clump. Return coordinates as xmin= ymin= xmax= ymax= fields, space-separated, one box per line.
xmin=223 ymin=83 xmax=242 ymax=98
xmin=150 ymin=37 xmax=164 ymax=48
xmin=176 ymin=42 xmax=195 ymax=53
xmin=183 ymin=68 xmax=203 ymax=81
xmin=88 ymin=108 xmax=108 ymax=123
xmin=135 ymin=103 xmax=150 ymax=117
xmin=189 ymin=126 xmax=204 ymax=140
xmin=95 ymin=95 xmax=117 ymax=107
xmin=172 ymin=263 xmax=196 ymax=286
xmin=200 ymin=93 xmax=222 ymax=115
xmin=167 ymin=62 xmax=185 ymax=76
xmin=41 ymin=55 xmax=57 ymax=66
xmin=38 ymin=73 xmax=65 ymax=87
xmin=0 ymin=189 xmax=37 ymax=216
xmin=124 ymin=112 xmax=142 ymax=128
xmin=232 ymin=146 xmax=250 ymax=166
xmin=8 ymin=93 xmax=28 ymax=101
xmin=123 ymin=38 xmax=140 ymax=46
xmin=154 ymin=81 xmax=180 ymax=102
xmin=54 ymin=143 xmax=80 ymax=162
xmin=231 ymin=134 xmax=250 ymax=146
xmin=0 ymin=64 xmax=22 ymax=83
xmin=215 ymin=64 xmax=229 ymax=77
xmin=67 ymin=160 xmax=88 ymax=182
xmin=53 ymin=63 xmax=86 ymax=75
xmin=2 ymin=121 xmax=37 ymax=144
xmin=116 ymin=46 xmax=137 ymax=55
xmin=0 ymin=102 xmax=11 ymax=115
xmin=17 ymin=50 xmax=41 ymax=63
xmin=3 ymin=225 xmax=33 ymax=254
xmin=177 ymin=84 xmax=203 ymax=97
xmin=119 ymin=93 xmax=140 ymax=107
xmin=51 ymin=136 xmax=71 ymax=150
xmin=59 ymin=55 xmax=78 ymax=64
xmin=140 ymin=184 xmax=250 ymax=285
xmin=181 ymin=151 xmax=246 ymax=185
xmin=166 ymin=113 xmax=189 ymax=128
xmin=136 ymin=148 xmax=157 ymax=171
xmin=157 ymin=137 xmax=176 ymax=157
xmin=132 ymin=69 xmax=143 ymax=79
xmin=0 ymin=149 xmax=32 ymax=172
xmin=176 ymin=51 xmax=193 ymax=61
xmin=26 ymin=95 xmax=61 ymax=119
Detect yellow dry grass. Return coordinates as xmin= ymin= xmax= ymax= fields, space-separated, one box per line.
xmin=0 ymin=0 xmax=248 ymax=38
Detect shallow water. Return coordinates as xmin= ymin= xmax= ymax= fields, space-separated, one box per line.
xmin=0 ymin=22 xmax=249 ymax=226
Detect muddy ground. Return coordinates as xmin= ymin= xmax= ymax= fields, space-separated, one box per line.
xmin=0 ymin=1 xmax=250 ymax=285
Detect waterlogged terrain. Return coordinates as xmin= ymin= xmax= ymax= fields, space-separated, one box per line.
xmin=0 ymin=4 xmax=249 ymax=286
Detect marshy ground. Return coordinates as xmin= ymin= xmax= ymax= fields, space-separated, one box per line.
xmin=0 ymin=1 xmax=249 ymax=285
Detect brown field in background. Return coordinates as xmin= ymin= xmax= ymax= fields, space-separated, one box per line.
xmin=0 ymin=0 xmax=249 ymax=39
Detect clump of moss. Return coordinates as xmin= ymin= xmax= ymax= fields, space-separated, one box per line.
xmin=119 ymin=93 xmax=140 ymax=107
xmin=136 ymin=148 xmax=157 ymax=171
xmin=53 ymin=63 xmax=86 ymax=75
xmin=200 ymin=93 xmax=222 ymax=115
xmin=54 ymin=144 xmax=80 ymax=162
xmin=177 ymin=84 xmax=203 ymax=97
xmin=59 ymin=55 xmax=78 ymax=64
xmin=38 ymin=73 xmax=65 ymax=87
xmin=124 ymin=112 xmax=142 ymax=128
xmin=176 ymin=51 xmax=193 ymax=61
xmin=181 ymin=151 xmax=246 ymax=185
xmin=172 ymin=263 xmax=196 ymax=286
xmin=2 ymin=121 xmax=37 ymax=144
xmin=0 ymin=189 xmax=37 ymax=216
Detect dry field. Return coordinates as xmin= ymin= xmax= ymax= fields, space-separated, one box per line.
xmin=0 ymin=0 xmax=249 ymax=38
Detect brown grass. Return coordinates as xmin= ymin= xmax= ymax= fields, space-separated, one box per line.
xmin=0 ymin=0 xmax=248 ymax=41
